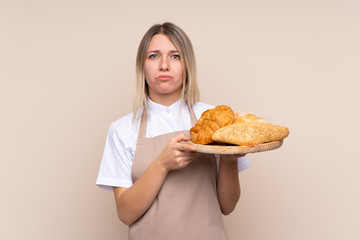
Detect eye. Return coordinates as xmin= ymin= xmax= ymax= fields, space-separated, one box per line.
xmin=148 ymin=54 xmax=158 ymax=59
xmin=171 ymin=54 xmax=180 ymax=60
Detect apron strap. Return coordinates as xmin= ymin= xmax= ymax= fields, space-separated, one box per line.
xmin=138 ymin=111 xmax=147 ymax=139
xmin=189 ymin=105 xmax=197 ymax=126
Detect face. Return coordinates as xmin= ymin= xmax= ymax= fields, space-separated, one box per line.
xmin=144 ymin=34 xmax=184 ymax=105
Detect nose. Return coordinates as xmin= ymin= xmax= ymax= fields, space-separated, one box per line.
xmin=160 ymin=57 xmax=169 ymax=71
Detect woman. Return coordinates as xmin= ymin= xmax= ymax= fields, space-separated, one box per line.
xmin=96 ymin=22 xmax=250 ymax=240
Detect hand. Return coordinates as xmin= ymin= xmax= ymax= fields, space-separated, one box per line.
xmin=158 ymin=134 xmax=196 ymax=171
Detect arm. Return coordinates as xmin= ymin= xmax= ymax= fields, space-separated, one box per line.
xmin=217 ymin=154 xmax=245 ymax=215
xmin=113 ymin=134 xmax=196 ymax=226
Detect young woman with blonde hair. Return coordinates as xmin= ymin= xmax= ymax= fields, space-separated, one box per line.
xmin=96 ymin=22 xmax=250 ymax=240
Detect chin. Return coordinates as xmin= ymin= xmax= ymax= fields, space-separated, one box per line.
xmin=159 ymin=87 xmax=181 ymax=94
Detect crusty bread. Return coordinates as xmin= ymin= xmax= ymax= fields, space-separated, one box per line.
xmin=191 ymin=107 xmax=290 ymax=146
xmin=233 ymin=112 xmax=266 ymax=124
xmin=212 ymin=122 xmax=290 ymax=146
xmin=190 ymin=105 xmax=234 ymax=144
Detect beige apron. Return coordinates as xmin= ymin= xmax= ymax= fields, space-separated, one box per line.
xmin=129 ymin=107 xmax=227 ymax=240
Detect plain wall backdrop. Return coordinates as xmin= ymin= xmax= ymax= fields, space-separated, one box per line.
xmin=1 ymin=0 xmax=359 ymax=239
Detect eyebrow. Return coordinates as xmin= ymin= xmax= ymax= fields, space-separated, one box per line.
xmin=146 ymin=50 xmax=179 ymax=54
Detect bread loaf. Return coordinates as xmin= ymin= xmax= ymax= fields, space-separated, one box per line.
xmin=233 ymin=112 xmax=266 ymax=124
xmin=212 ymin=122 xmax=290 ymax=146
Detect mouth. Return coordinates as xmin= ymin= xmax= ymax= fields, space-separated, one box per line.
xmin=156 ymin=75 xmax=173 ymax=81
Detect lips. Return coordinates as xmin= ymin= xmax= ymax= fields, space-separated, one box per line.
xmin=156 ymin=75 xmax=173 ymax=80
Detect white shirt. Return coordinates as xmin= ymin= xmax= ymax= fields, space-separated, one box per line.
xmin=96 ymin=99 xmax=250 ymax=191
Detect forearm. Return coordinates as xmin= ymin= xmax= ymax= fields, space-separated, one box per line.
xmin=114 ymin=158 xmax=169 ymax=225
xmin=217 ymin=155 xmax=241 ymax=215
xmin=114 ymin=134 xmax=195 ymax=225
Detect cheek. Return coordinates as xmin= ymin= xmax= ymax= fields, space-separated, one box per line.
xmin=178 ymin=73 xmax=184 ymax=84
xmin=175 ymin=63 xmax=184 ymax=80
xmin=144 ymin=64 xmax=154 ymax=81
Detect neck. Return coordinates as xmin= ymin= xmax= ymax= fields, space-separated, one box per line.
xmin=148 ymin=90 xmax=182 ymax=107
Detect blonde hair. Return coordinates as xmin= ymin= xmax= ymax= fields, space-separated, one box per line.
xmin=133 ymin=22 xmax=200 ymax=120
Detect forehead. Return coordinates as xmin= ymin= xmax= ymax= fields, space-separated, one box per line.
xmin=147 ymin=34 xmax=178 ymax=51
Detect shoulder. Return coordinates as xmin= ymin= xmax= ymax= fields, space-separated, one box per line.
xmin=109 ymin=112 xmax=135 ymax=131
xmin=107 ymin=112 xmax=139 ymax=144
xmin=192 ymin=102 xmax=215 ymax=119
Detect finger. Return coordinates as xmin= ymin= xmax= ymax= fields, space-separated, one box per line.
xmin=180 ymin=152 xmax=196 ymax=159
xmin=172 ymin=134 xmax=190 ymax=143
xmin=180 ymin=158 xmax=193 ymax=168
xmin=178 ymin=142 xmax=196 ymax=152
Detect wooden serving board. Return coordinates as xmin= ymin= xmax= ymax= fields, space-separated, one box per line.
xmin=187 ymin=140 xmax=283 ymax=154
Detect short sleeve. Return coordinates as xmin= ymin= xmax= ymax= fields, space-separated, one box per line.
xmin=237 ymin=155 xmax=250 ymax=172
xmin=96 ymin=119 xmax=137 ymax=192
xmin=215 ymin=155 xmax=250 ymax=172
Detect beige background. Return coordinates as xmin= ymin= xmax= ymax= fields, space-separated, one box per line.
xmin=1 ymin=0 xmax=359 ymax=239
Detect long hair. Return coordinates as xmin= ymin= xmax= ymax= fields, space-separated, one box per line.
xmin=133 ymin=22 xmax=200 ymax=120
